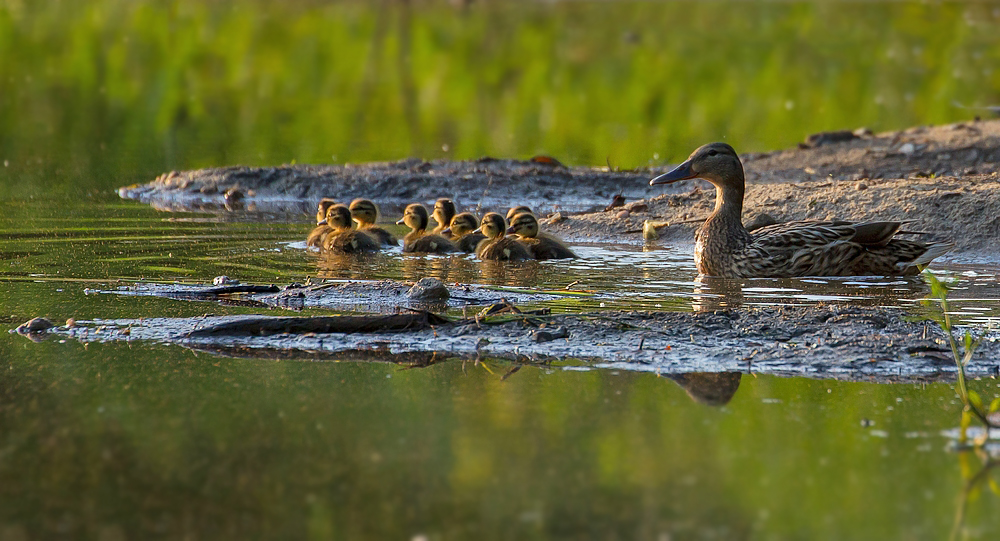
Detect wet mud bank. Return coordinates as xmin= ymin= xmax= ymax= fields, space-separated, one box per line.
xmin=120 ymin=120 xmax=1000 ymax=251
xmin=20 ymin=301 xmax=1000 ymax=384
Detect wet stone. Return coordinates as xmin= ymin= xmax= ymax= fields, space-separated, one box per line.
xmin=407 ymin=278 xmax=450 ymax=301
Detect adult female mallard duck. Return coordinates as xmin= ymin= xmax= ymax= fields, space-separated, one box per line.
xmin=397 ymin=203 xmax=456 ymax=253
xmin=320 ymin=204 xmax=381 ymax=254
xmin=441 ymin=212 xmax=486 ymax=253
xmin=475 ymin=213 xmax=531 ymax=261
xmin=348 ymin=198 xmax=399 ymax=246
xmin=507 ymin=212 xmax=577 ymax=259
xmin=649 ymin=142 xmax=953 ymax=277
xmin=307 ymin=198 xmax=339 ymax=248
xmin=430 ymin=198 xmax=457 ymax=238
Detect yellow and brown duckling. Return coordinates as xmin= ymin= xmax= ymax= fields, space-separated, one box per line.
xmin=348 ymin=198 xmax=399 ymax=246
xmin=507 ymin=212 xmax=576 ymax=259
xmin=319 ymin=204 xmax=381 ymax=254
xmin=430 ymin=198 xmax=457 ymax=238
xmin=506 ymin=205 xmax=533 ymax=223
xmin=649 ymin=142 xmax=953 ymax=277
xmin=397 ymin=203 xmax=456 ymax=253
xmin=475 ymin=213 xmax=531 ymax=261
xmin=441 ymin=212 xmax=487 ymax=253
xmin=307 ymin=198 xmax=339 ymax=248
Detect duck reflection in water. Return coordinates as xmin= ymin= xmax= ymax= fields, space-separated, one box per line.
xmin=478 ymin=259 xmax=540 ymax=287
xmin=666 ymin=372 xmax=743 ymax=406
xmin=692 ymin=275 xmax=746 ymax=312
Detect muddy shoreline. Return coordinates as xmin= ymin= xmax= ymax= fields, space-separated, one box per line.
xmin=17 ymin=280 xmax=1000 ymax=384
xmin=120 ymin=120 xmax=1000 ymax=251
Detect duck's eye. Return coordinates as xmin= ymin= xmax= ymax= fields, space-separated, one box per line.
xmin=708 ymin=150 xmax=718 ymax=157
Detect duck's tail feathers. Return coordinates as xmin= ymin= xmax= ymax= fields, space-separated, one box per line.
xmin=906 ymin=240 xmax=955 ymax=269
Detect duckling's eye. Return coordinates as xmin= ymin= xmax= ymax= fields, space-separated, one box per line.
xmin=708 ymin=150 xmax=718 ymax=157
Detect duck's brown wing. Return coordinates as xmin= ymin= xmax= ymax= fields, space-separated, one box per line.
xmin=307 ymin=225 xmax=332 ymax=248
xmin=456 ymin=232 xmax=486 ymax=253
xmin=407 ymin=234 xmax=456 ymax=253
xmin=325 ymin=231 xmax=381 ymax=254
xmin=364 ymin=226 xmax=399 ymax=246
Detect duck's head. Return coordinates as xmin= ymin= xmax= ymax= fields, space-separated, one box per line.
xmin=396 ymin=203 xmax=429 ymax=231
xmin=349 ymin=198 xmax=379 ymax=226
xmin=506 ymin=212 xmax=539 ymax=238
xmin=319 ymin=204 xmax=354 ymax=232
xmin=649 ymin=143 xmax=744 ymax=189
xmin=443 ymin=212 xmax=478 ymax=236
xmin=475 ymin=213 xmax=507 ymax=240
xmin=432 ymin=198 xmax=456 ymax=227
xmin=316 ymin=198 xmax=338 ymax=224
xmin=506 ymin=205 xmax=533 ymax=223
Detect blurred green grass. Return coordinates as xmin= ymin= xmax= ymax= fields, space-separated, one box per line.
xmin=1 ymin=0 xmax=998 ymax=196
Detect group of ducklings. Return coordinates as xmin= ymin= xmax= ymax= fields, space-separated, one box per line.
xmin=307 ymin=198 xmax=576 ymax=260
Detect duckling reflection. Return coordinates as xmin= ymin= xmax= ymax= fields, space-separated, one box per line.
xmin=349 ymin=198 xmax=399 ymax=246
xmin=478 ymin=259 xmax=540 ymax=287
xmin=320 ymin=205 xmax=381 ymax=254
xmin=666 ymin=372 xmax=743 ymax=406
xmin=307 ymin=198 xmax=339 ymax=248
xmin=692 ymin=275 xmax=746 ymax=312
xmin=431 ymin=198 xmax=457 ymax=238
xmin=401 ymin=254 xmax=453 ymax=284
xmin=442 ymin=212 xmax=486 ymax=253
xmin=398 ymin=204 xmax=456 ymax=253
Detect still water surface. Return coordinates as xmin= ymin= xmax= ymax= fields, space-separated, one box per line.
xmin=2 ymin=195 xmax=1000 ymax=539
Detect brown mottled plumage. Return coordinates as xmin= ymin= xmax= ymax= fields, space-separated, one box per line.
xmin=348 ymin=198 xmax=399 ymax=246
xmin=397 ymin=203 xmax=456 ymax=253
xmin=430 ymin=198 xmax=457 ymax=238
xmin=320 ymin=205 xmax=381 ymax=254
xmin=442 ymin=212 xmax=486 ymax=253
xmin=307 ymin=198 xmax=339 ymax=248
xmin=649 ymin=142 xmax=953 ymax=277
xmin=507 ymin=212 xmax=577 ymax=260
xmin=475 ymin=213 xmax=530 ymax=261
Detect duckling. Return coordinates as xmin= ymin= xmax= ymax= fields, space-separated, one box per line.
xmin=430 ymin=198 xmax=457 ymax=238
xmin=648 ymin=142 xmax=953 ymax=277
xmin=307 ymin=198 xmax=339 ymax=248
xmin=396 ymin=203 xmax=456 ymax=253
xmin=348 ymin=198 xmax=399 ymax=246
xmin=506 ymin=205 xmax=533 ymax=223
xmin=320 ymin=204 xmax=381 ymax=254
xmin=507 ymin=212 xmax=577 ymax=259
xmin=441 ymin=212 xmax=487 ymax=253
xmin=475 ymin=213 xmax=531 ymax=261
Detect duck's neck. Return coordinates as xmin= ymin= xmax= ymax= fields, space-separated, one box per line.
xmin=699 ymin=178 xmax=751 ymax=253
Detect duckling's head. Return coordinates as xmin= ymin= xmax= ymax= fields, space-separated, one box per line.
xmin=316 ymin=198 xmax=338 ymax=224
xmin=432 ymin=198 xmax=457 ymax=227
xmin=506 ymin=212 xmax=539 ymax=238
xmin=476 ymin=213 xmax=507 ymax=240
xmin=396 ymin=203 xmax=429 ymax=231
xmin=649 ymin=143 xmax=744 ymax=189
xmin=444 ymin=212 xmax=479 ymax=236
xmin=349 ymin=198 xmax=379 ymax=226
xmin=320 ymin=204 xmax=354 ymax=232
xmin=506 ymin=205 xmax=533 ymax=223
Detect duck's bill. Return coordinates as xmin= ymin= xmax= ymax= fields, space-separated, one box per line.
xmin=317 ymin=219 xmax=328 ymax=225
xmin=441 ymin=227 xmax=452 ymax=235
xmin=649 ymin=159 xmax=696 ymax=185
xmin=505 ymin=226 xmax=516 ymax=234
xmin=472 ymin=227 xmax=483 ymax=235
xmin=395 ymin=218 xmax=406 ymax=225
